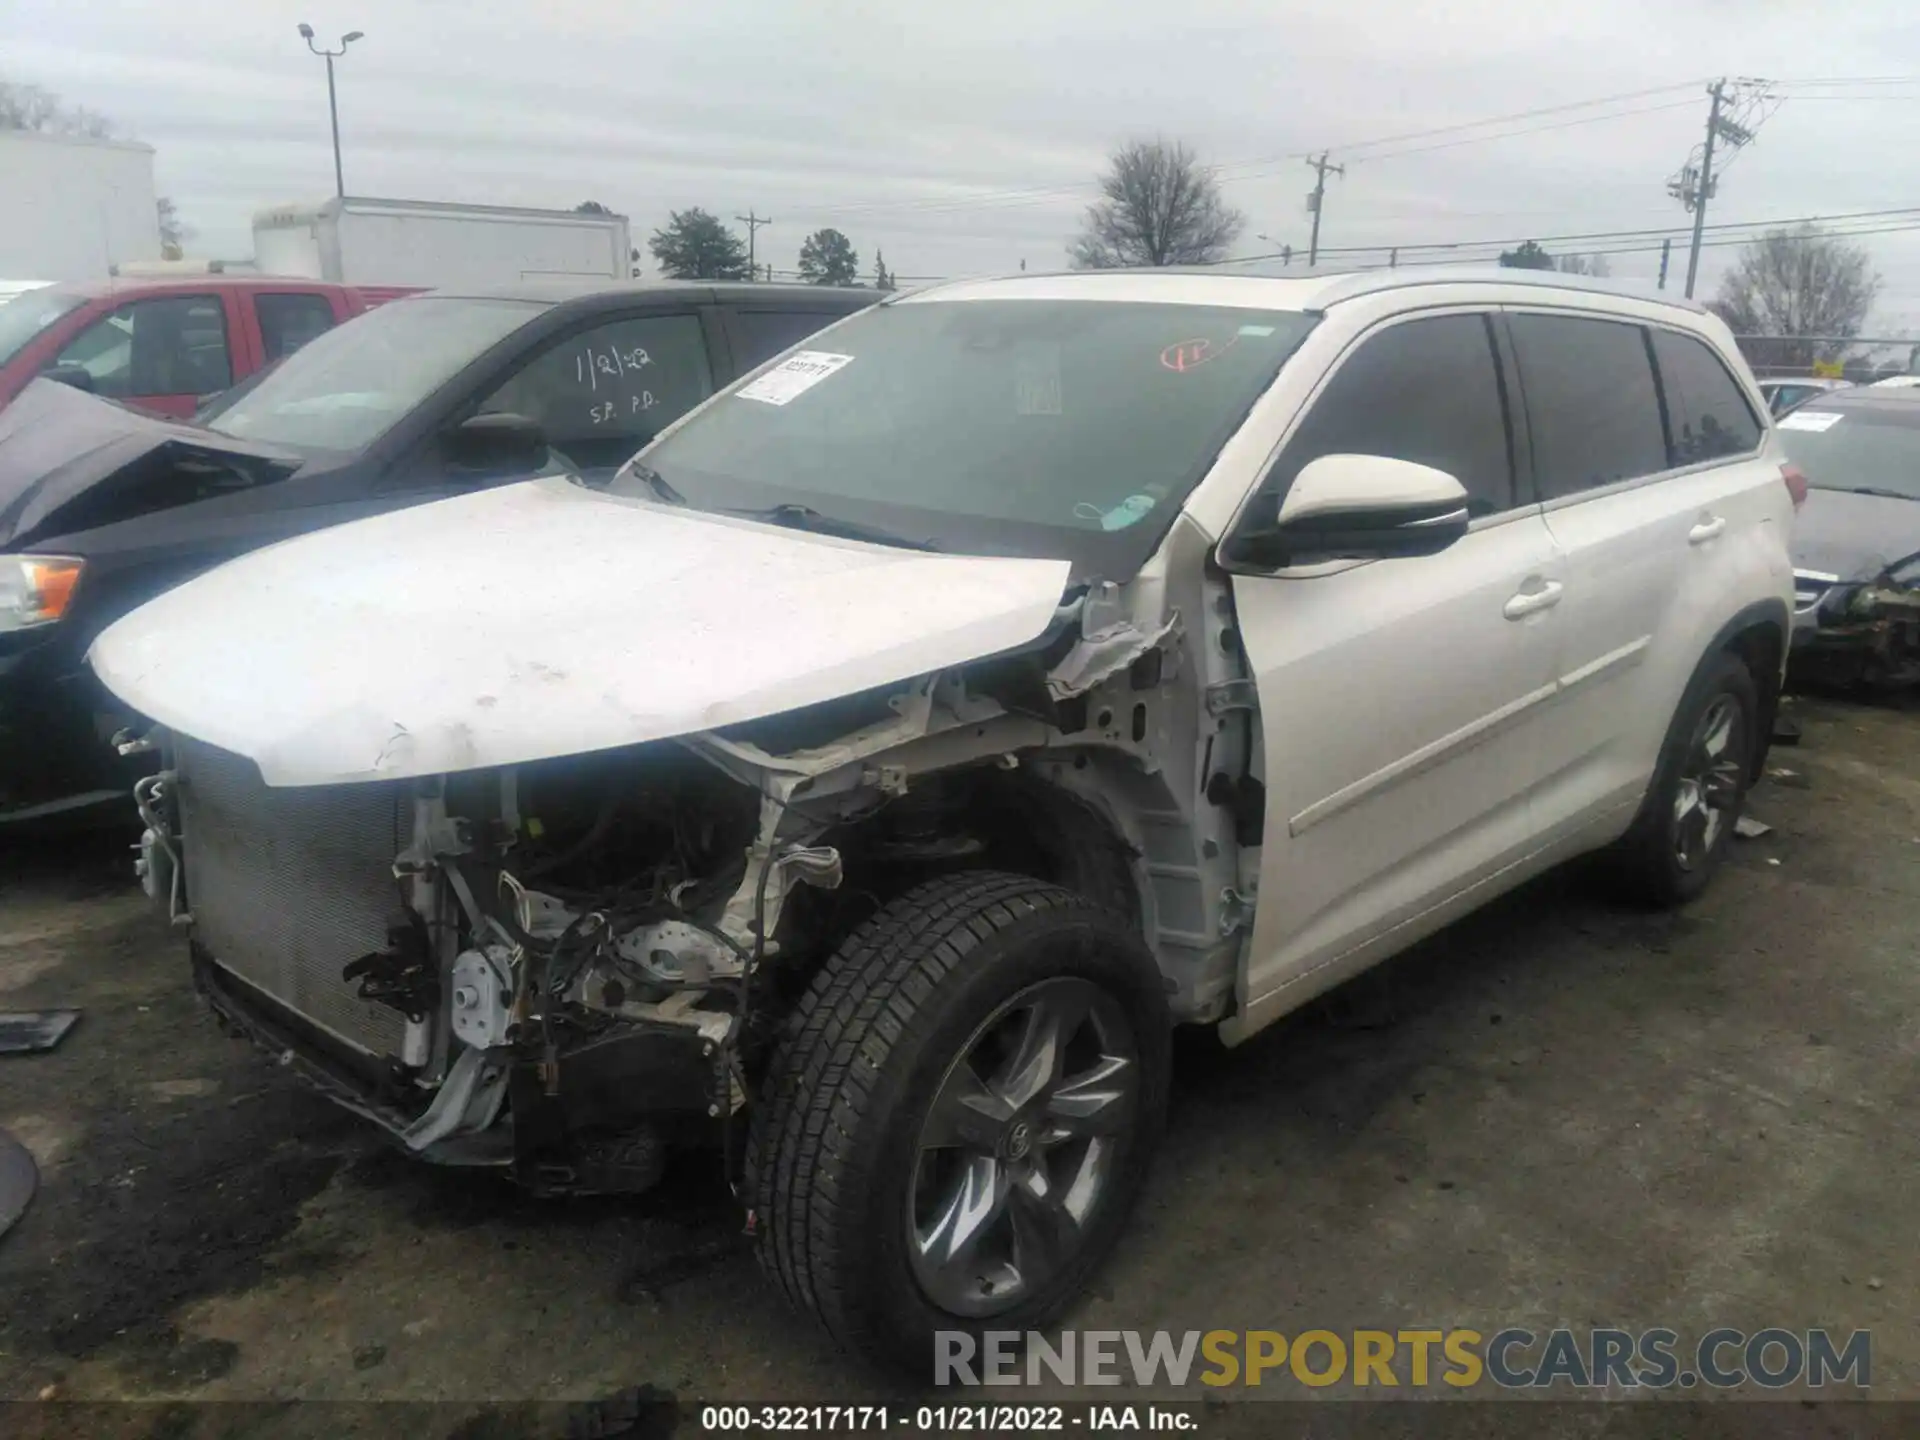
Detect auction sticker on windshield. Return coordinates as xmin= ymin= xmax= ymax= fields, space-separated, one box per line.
xmin=737 ymin=350 xmax=854 ymax=406
xmin=1778 ymin=410 xmax=1845 ymax=432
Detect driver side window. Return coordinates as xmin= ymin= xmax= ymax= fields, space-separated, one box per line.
xmin=1261 ymin=313 xmax=1517 ymax=518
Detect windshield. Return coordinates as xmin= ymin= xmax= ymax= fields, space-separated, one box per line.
xmin=202 ymin=296 xmax=546 ymax=452
xmin=619 ymin=298 xmax=1316 ymax=576
xmin=0 ymin=288 xmax=85 ymax=369
xmin=1778 ymin=405 xmax=1920 ymax=502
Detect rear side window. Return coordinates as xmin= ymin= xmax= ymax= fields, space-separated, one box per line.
xmin=1651 ymin=328 xmax=1762 ymax=464
xmin=256 ymin=293 xmax=339 ymax=362
xmin=730 ymin=309 xmax=848 ymax=369
xmin=1509 ymin=313 xmax=1667 ymax=500
xmin=1266 ymin=313 xmax=1515 ymax=516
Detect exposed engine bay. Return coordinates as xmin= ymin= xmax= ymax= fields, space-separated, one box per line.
xmin=141 ymin=538 xmax=1262 ymax=1195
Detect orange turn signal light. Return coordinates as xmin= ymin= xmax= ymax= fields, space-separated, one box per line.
xmin=22 ymin=557 xmax=85 ymax=624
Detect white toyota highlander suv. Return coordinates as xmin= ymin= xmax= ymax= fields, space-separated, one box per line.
xmin=90 ymin=266 xmax=1796 ymax=1373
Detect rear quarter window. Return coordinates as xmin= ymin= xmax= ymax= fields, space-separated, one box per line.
xmin=1509 ymin=312 xmax=1668 ymax=500
xmin=1650 ymin=328 xmax=1762 ymax=463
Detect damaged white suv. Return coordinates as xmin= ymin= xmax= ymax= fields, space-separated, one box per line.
xmin=91 ymin=267 xmax=1795 ymax=1372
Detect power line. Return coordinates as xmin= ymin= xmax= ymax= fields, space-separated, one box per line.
xmin=785 ymin=80 xmax=1716 ymax=221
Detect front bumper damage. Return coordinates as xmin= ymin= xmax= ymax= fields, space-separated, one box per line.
xmin=1790 ymin=569 xmax=1920 ymax=688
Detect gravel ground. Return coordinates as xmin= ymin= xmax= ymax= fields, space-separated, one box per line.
xmin=0 ymin=690 xmax=1915 ymax=1439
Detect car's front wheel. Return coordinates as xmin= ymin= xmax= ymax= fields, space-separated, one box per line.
xmin=748 ymin=872 xmax=1170 ymax=1375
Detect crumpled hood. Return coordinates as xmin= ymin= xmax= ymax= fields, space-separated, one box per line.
xmin=0 ymin=380 xmax=304 ymax=550
xmin=1791 ymin=487 xmax=1920 ymax=581
xmin=89 ymin=477 xmax=1072 ymax=786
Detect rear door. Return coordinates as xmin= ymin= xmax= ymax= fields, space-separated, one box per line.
xmin=1510 ymin=310 xmax=1770 ymax=839
xmin=1230 ymin=309 xmax=1565 ymax=1004
xmin=45 ymin=292 xmax=236 ymax=418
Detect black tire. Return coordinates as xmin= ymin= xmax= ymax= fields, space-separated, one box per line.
xmin=747 ymin=872 xmax=1171 ymax=1375
xmin=1605 ymin=651 xmax=1760 ymax=907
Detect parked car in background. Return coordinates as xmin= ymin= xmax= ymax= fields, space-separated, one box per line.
xmin=1775 ymin=387 xmax=1920 ymax=688
xmin=1868 ymin=375 xmax=1920 ymax=390
xmin=90 ymin=267 xmax=1793 ymax=1372
xmin=0 ymin=275 xmax=410 ymax=418
xmin=0 ymin=280 xmax=54 ymax=307
xmin=0 ymin=280 xmax=874 ymax=822
xmin=1756 ymin=375 xmax=1850 ymax=416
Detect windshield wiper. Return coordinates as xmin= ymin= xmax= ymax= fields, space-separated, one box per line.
xmin=1823 ymin=485 xmax=1919 ymax=502
xmin=622 ymin=461 xmax=685 ymax=504
xmin=730 ymin=503 xmax=937 ymax=551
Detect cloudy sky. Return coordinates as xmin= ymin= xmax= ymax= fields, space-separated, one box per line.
xmin=10 ymin=0 xmax=1920 ymax=328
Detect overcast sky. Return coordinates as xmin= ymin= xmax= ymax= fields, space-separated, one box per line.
xmin=10 ymin=0 xmax=1920 ymax=330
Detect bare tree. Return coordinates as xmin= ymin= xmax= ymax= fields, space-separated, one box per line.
xmin=1712 ymin=223 xmax=1880 ymax=371
xmin=1069 ymin=139 xmax=1244 ymax=269
xmin=0 ymin=79 xmax=114 ymax=137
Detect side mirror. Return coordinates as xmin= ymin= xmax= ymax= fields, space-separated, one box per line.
xmin=443 ymin=411 xmax=549 ymax=478
xmin=43 ymin=363 xmax=96 ymax=394
xmin=1223 ymin=454 xmax=1472 ymax=571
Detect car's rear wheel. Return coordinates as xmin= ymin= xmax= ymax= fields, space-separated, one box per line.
xmin=1606 ymin=651 xmax=1758 ymax=906
xmin=748 ymin=872 xmax=1170 ymax=1375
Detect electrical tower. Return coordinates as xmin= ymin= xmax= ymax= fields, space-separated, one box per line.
xmin=1305 ymin=152 xmax=1345 ymax=267
xmin=1667 ymin=78 xmax=1779 ymax=298
xmin=736 ymin=211 xmax=772 ymax=281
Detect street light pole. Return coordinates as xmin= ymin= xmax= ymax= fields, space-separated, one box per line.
xmin=298 ymin=24 xmax=363 ymax=199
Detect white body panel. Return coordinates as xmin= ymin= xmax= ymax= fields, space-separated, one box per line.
xmin=251 ymin=198 xmax=632 ymax=288
xmin=0 ymin=132 xmax=160 ymax=283
xmin=88 ymin=478 xmax=1070 ymax=787
xmin=88 ymin=264 xmax=1794 ymax=1053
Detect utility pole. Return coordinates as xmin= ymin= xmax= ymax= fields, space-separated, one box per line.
xmin=1683 ymin=82 xmax=1725 ymax=299
xmin=1668 ymin=78 xmax=1764 ymax=299
xmin=736 ymin=211 xmax=771 ymax=281
xmin=1305 ymin=152 xmax=1344 ymax=267
xmin=1657 ymin=237 xmax=1672 ymax=290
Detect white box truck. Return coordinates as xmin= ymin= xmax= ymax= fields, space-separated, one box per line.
xmin=252 ymin=197 xmax=632 ymax=289
xmin=0 ymin=131 xmax=162 ymax=283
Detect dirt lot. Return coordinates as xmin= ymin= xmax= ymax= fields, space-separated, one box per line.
xmin=1 ymin=691 xmax=1917 ymax=1436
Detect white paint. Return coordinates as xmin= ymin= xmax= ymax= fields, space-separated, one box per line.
xmin=251 ymin=197 xmax=632 ymax=288
xmin=736 ymin=351 xmax=854 ymax=406
xmin=0 ymin=132 xmax=160 ymax=283
xmin=1276 ymin=454 xmax=1467 ymax=526
xmin=1778 ymin=410 xmax=1845 ymax=432
xmin=88 ymin=478 xmax=1070 ymax=787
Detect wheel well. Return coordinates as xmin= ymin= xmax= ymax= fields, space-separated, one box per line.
xmin=1722 ymin=618 xmax=1784 ymax=781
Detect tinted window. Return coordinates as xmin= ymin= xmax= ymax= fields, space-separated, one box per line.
xmin=624 ymin=300 xmax=1318 ymax=578
xmin=477 ymin=312 xmax=714 ymax=472
xmin=1509 ymin=313 xmax=1667 ymax=500
xmin=256 ymin=293 xmax=339 ymax=362
xmin=1652 ymin=329 xmax=1762 ymax=464
xmin=205 ymin=296 xmax=542 ymax=452
xmin=731 ymin=309 xmax=850 ymax=369
xmin=1264 ymin=314 xmax=1514 ymax=516
xmin=54 ymin=295 xmax=231 ymax=398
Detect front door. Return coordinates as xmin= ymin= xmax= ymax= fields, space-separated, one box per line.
xmin=1227 ymin=311 xmax=1564 ymax=1011
xmin=46 ymin=293 xmax=235 ymax=419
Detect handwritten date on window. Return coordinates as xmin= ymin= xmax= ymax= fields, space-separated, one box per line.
xmin=576 ymin=345 xmax=653 ymax=389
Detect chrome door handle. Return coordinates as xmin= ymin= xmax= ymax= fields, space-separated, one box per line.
xmin=1503 ymin=580 xmax=1564 ymax=620
xmin=1689 ymin=515 xmax=1727 ymax=545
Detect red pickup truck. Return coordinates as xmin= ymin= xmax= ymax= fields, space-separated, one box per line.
xmin=0 ymin=276 xmax=412 ymax=419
